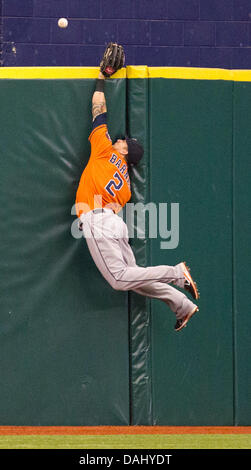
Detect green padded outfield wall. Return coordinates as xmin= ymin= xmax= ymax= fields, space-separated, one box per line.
xmin=0 ymin=67 xmax=251 ymax=425
xmin=149 ymin=76 xmax=233 ymax=425
xmin=127 ymin=67 xmax=251 ymax=426
xmin=0 ymin=69 xmax=130 ymax=425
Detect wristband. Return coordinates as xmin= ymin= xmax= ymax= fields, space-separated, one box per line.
xmin=95 ymin=79 xmax=105 ymax=93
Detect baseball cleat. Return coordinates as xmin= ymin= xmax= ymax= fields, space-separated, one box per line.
xmin=182 ymin=262 xmax=200 ymax=300
xmin=174 ymin=306 xmax=199 ymax=332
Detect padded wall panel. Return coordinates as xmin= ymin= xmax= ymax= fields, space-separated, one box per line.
xmin=149 ymin=78 xmax=234 ymax=424
xmin=0 ymin=77 xmax=129 ymax=425
xmin=127 ymin=74 xmax=152 ymax=425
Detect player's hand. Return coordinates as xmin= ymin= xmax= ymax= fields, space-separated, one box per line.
xmin=100 ymin=43 xmax=125 ymax=78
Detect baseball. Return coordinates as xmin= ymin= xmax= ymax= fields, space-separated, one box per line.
xmin=58 ymin=18 xmax=68 ymax=28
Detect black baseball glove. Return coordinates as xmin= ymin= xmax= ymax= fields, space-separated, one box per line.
xmin=100 ymin=43 xmax=125 ymax=78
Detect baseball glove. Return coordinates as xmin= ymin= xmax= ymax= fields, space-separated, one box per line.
xmin=100 ymin=43 xmax=125 ymax=77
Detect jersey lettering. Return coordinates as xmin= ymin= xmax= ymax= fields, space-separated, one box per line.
xmin=120 ymin=164 xmax=126 ymax=174
xmin=109 ymin=154 xmax=130 ymax=188
xmin=115 ymin=159 xmax=122 ymax=169
xmin=105 ymin=171 xmax=124 ymax=197
xmin=110 ymin=153 xmax=117 ymax=164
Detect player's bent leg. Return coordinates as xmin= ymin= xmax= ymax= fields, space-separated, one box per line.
xmin=81 ymin=212 xmax=199 ymax=331
xmin=134 ymin=282 xmax=199 ymax=332
xmin=82 ymin=218 xmax=185 ymax=291
xmin=133 ymin=282 xmax=197 ymax=318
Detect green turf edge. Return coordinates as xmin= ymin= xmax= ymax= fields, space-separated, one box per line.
xmin=0 ymin=434 xmax=250 ymax=449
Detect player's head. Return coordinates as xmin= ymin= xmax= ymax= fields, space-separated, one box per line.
xmin=113 ymin=137 xmax=144 ymax=165
xmin=113 ymin=139 xmax=128 ymax=157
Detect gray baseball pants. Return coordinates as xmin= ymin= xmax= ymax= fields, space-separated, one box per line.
xmin=80 ymin=208 xmax=197 ymax=320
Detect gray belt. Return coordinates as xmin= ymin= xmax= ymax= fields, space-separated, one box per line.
xmin=92 ymin=208 xmax=105 ymax=214
xmin=78 ymin=208 xmax=110 ymax=231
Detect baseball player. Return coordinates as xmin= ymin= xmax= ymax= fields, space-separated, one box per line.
xmin=76 ymin=43 xmax=199 ymax=332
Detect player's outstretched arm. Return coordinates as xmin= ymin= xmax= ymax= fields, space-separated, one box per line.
xmin=91 ymin=43 xmax=125 ymax=122
xmin=92 ymin=72 xmax=107 ymax=122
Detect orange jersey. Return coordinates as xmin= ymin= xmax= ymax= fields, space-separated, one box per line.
xmin=76 ymin=114 xmax=131 ymax=217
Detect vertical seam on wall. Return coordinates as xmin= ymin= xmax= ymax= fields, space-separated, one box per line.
xmin=128 ymin=292 xmax=132 ymax=426
xmin=145 ymin=69 xmax=153 ymax=424
xmin=125 ymin=77 xmax=133 ymax=426
xmin=232 ymin=79 xmax=237 ymax=425
xmin=147 ymin=69 xmax=154 ymax=425
xmin=126 ymin=68 xmax=152 ymax=425
xmin=125 ymin=78 xmax=133 ymax=426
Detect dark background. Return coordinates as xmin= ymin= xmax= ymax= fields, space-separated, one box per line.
xmin=1 ymin=0 xmax=251 ymax=68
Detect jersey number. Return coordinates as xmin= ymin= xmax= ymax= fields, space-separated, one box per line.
xmin=105 ymin=172 xmax=124 ymax=197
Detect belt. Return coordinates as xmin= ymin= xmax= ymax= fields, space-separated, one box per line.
xmin=92 ymin=208 xmax=106 ymax=214
xmin=92 ymin=208 xmax=115 ymax=214
xmin=78 ymin=208 xmax=113 ymax=231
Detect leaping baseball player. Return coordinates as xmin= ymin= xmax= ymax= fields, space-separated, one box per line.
xmin=76 ymin=43 xmax=199 ymax=332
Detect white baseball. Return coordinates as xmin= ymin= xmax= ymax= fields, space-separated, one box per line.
xmin=58 ymin=18 xmax=68 ymax=28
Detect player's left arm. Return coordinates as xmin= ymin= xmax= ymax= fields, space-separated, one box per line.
xmin=92 ymin=72 xmax=107 ymax=122
xmin=89 ymin=44 xmax=125 ymax=155
xmin=92 ymin=43 xmax=125 ymax=122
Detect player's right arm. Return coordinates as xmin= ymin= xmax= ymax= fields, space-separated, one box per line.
xmin=92 ymin=72 xmax=107 ymax=121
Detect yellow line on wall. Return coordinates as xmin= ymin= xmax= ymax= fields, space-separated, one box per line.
xmin=149 ymin=67 xmax=251 ymax=81
xmin=0 ymin=66 xmax=251 ymax=82
xmin=148 ymin=67 xmax=234 ymax=80
xmin=232 ymin=70 xmax=251 ymax=82
xmin=126 ymin=66 xmax=149 ymax=79
xmin=0 ymin=67 xmax=126 ymax=79
xmin=128 ymin=66 xmax=251 ymax=81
